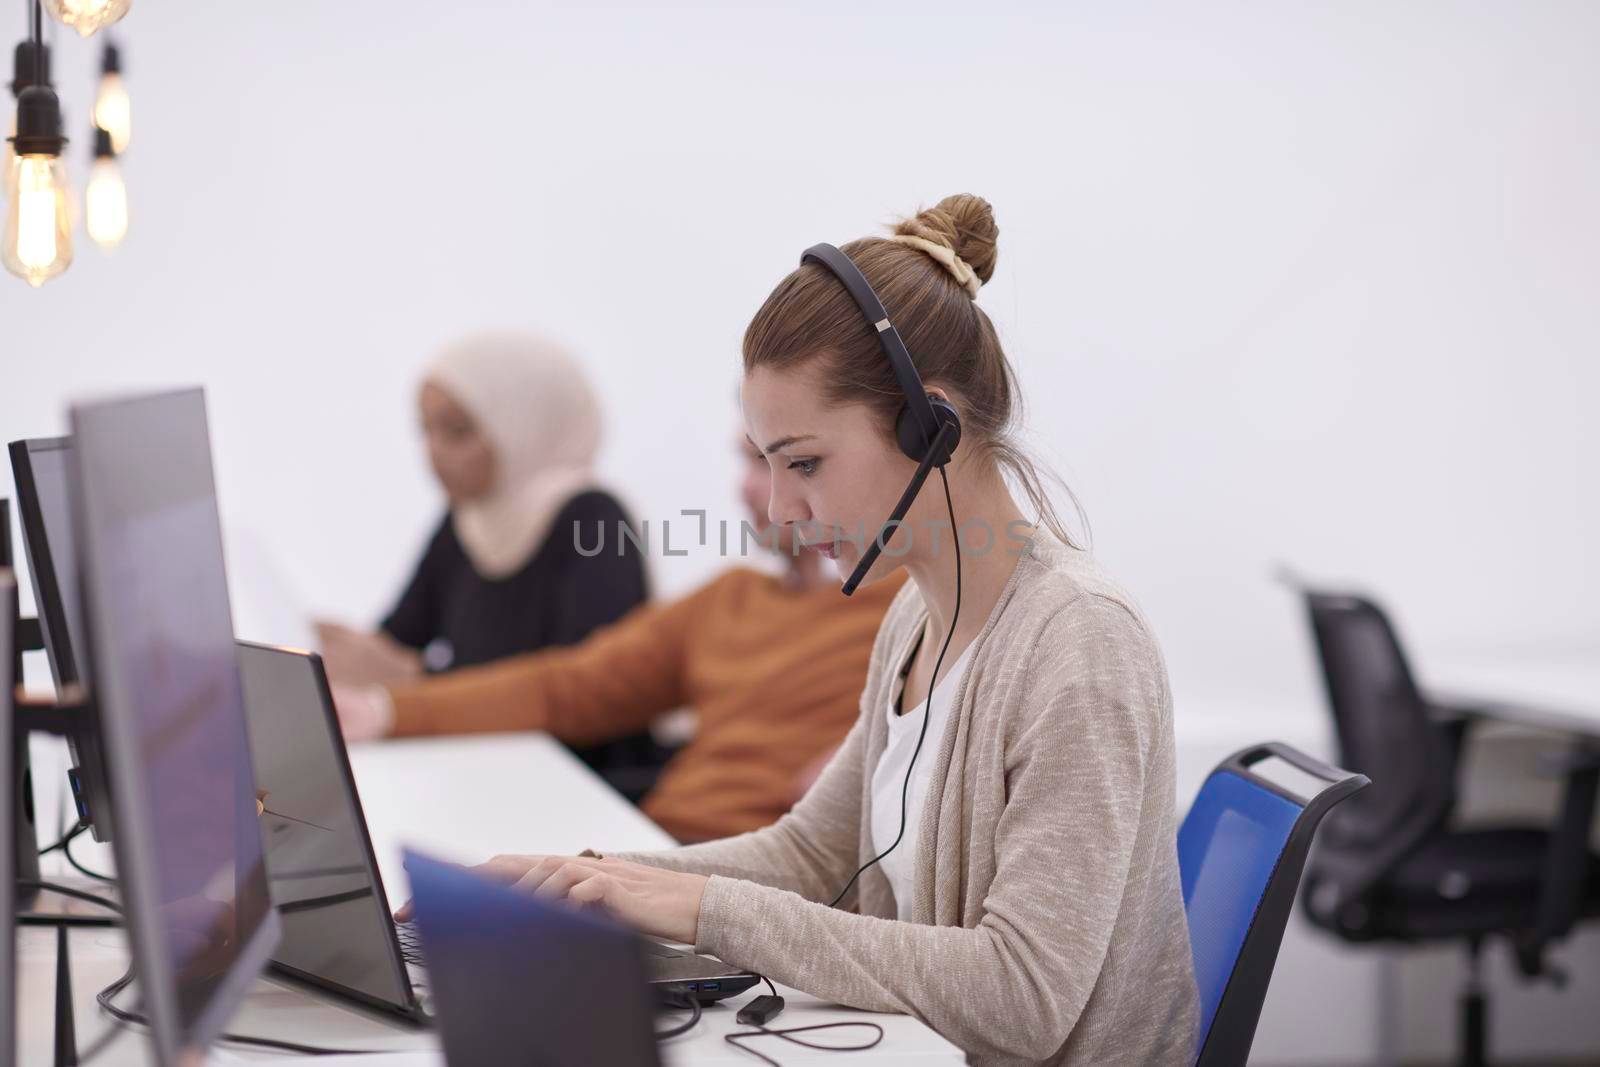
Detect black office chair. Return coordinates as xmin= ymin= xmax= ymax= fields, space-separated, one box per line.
xmin=1290 ymin=586 xmax=1600 ymax=1067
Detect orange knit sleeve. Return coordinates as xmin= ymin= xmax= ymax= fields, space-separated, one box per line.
xmin=386 ymin=572 xmax=730 ymax=743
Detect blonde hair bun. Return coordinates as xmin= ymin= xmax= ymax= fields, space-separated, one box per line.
xmin=891 ymin=194 xmax=999 ymax=290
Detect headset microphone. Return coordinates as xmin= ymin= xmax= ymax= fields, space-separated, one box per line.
xmin=840 ymin=420 xmax=958 ymax=595
xmin=798 ymin=243 xmax=961 ymax=597
xmin=798 ymin=240 xmax=966 ymax=911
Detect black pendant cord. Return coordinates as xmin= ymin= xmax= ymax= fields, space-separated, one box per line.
xmin=31 ymin=0 xmax=41 ymax=49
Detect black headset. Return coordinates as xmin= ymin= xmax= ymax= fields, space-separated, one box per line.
xmin=801 ymin=241 xmax=966 ymax=911
xmin=799 ymin=243 xmax=963 ymax=595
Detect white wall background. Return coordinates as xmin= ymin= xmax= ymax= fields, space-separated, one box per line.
xmin=3 ymin=2 xmax=1597 ymax=1062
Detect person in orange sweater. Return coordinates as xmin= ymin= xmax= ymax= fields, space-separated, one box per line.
xmin=333 ymin=433 xmax=903 ymax=843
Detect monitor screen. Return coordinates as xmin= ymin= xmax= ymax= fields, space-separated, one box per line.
xmin=8 ymin=438 xmax=86 ymax=688
xmin=1 ymin=572 xmax=16 ymax=1067
xmin=236 ymin=641 xmax=412 ymax=1011
xmin=7 ymin=437 xmax=114 ymax=841
xmin=69 ymin=388 xmax=278 ymax=1062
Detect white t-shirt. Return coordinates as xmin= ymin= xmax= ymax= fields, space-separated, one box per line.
xmin=869 ymin=640 xmax=973 ymax=921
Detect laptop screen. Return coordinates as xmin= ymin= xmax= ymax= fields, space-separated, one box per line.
xmin=235 ymin=641 xmax=413 ymax=1010
xmin=405 ymin=848 xmax=662 ymax=1067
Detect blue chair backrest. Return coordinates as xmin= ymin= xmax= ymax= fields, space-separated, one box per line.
xmin=1177 ymin=743 xmax=1368 ymax=1067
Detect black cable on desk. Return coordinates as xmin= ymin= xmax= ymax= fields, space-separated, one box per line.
xmin=716 ymin=976 xmax=885 ymax=1066
xmin=36 ymin=810 xmax=116 ymax=882
xmin=79 ymin=968 xmax=136 ymax=1064
xmin=63 ymin=832 xmax=115 ymax=883
xmin=38 ymin=819 xmax=89 ymax=855
xmin=655 ymin=992 xmax=703 ymax=1039
xmin=86 ymin=940 xmax=389 ymax=1056
xmin=32 ymin=848 xmax=383 ymax=1056
xmin=27 ymin=873 xmax=381 ymax=1056
xmin=724 ymin=1020 xmax=886 ymax=1067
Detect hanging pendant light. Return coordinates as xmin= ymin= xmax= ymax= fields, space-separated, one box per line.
xmin=41 ymin=0 xmax=130 ymax=39
xmin=92 ymin=40 xmax=127 ymax=152
xmin=84 ymin=123 xmax=123 ymax=249
xmin=3 ymin=83 xmax=72 ymax=286
xmin=4 ymin=39 xmax=50 ymax=200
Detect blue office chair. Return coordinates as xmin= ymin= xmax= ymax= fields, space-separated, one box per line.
xmin=1179 ymin=742 xmax=1369 ymax=1066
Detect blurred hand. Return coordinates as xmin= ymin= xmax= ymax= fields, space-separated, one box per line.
xmin=315 ymin=620 xmax=424 ymax=688
xmin=330 ymin=683 xmax=395 ymax=743
xmin=396 ymin=854 xmax=708 ymax=946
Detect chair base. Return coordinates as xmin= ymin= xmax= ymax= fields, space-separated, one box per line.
xmin=1460 ymin=982 xmax=1486 ymax=1067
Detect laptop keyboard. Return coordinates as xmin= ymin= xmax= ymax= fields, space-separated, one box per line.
xmin=396 ymin=923 xmax=686 ymax=969
xmin=395 ymin=921 xmax=426 ymax=965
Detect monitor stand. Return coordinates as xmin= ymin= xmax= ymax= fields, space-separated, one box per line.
xmin=12 ymin=677 xmax=121 ymax=926
xmin=18 ymin=879 xmax=120 ymax=927
xmin=52 ymin=925 xmax=79 ymax=1067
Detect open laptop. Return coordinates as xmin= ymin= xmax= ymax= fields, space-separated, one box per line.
xmin=235 ymin=640 xmax=760 ymax=1023
xmin=236 ymin=639 xmax=431 ymax=1021
xmin=405 ymin=847 xmax=662 ymax=1067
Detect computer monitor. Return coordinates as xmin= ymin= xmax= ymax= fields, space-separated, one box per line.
xmin=7 ymin=437 xmax=114 ymax=842
xmin=7 ymin=439 xmax=84 ymax=688
xmin=68 ymin=388 xmax=279 ymax=1066
xmin=1 ymin=571 xmax=16 ymax=1067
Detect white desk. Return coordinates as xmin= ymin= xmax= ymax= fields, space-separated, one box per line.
xmin=1424 ymin=646 xmax=1600 ymax=740
xmin=347 ymin=732 xmax=679 ymax=898
xmin=20 ymin=732 xmax=963 ymax=1065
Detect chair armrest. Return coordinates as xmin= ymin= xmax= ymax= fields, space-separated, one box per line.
xmin=1536 ymin=747 xmax=1600 ymax=778
xmin=1425 ymin=698 xmax=1481 ymax=748
xmin=1522 ymin=743 xmax=1600 ymax=972
xmin=1426 ymin=698 xmax=1487 ymax=723
xmin=1226 ymin=741 xmax=1367 ymax=800
xmin=1421 ymin=698 xmax=1486 ymax=799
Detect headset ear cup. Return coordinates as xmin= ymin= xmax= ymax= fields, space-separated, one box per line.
xmin=929 ymin=398 xmax=962 ymax=465
xmin=895 ymin=396 xmax=962 ymax=465
xmin=893 ymin=404 xmax=923 ymax=461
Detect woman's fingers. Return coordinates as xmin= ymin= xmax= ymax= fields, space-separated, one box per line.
xmin=514 ymin=860 xmax=608 ymax=900
xmin=566 ymin=875 xmax=611 ymax=907
xmin=487 ymin=858 xmax=702 ymax=943
xmin=465 ymin=854 xmax=548 ymax=886
xmin=393 ymin=855 xmax=623 ymax=924
xmin=468 ymin=853 xmax=613 ymax=889
xmin=469 ymin=854 xmax=530 ymax=882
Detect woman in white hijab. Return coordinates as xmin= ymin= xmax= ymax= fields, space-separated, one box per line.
xmin=316 ymin=332 xmax=654 ymax=781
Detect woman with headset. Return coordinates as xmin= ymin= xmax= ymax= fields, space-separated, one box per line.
xmin=428 ymin=196 xmax=1200 ymax=1065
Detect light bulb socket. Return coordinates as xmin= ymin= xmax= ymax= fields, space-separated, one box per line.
xmin=10 ymin=85 xmax=66 ymax=156
xmin=100 ymin=42 xmax=121 ymax=76
xmin=9 ymin=40 xmax=51 ymax=97
xmin=92 ymin=123 xmax=114 ymax=158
